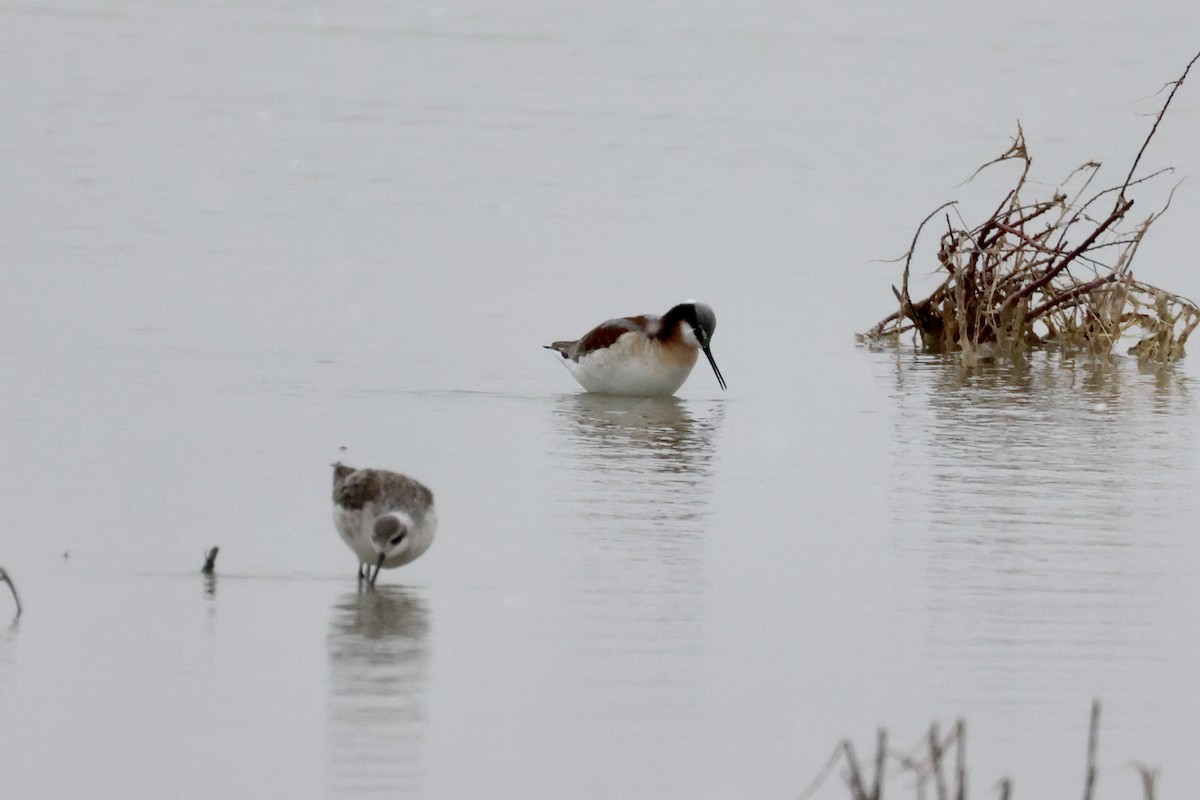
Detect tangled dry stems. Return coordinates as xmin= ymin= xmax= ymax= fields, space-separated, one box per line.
xmin=860 ymin=52 xmax=1200 ymax=365
xmin=799 ymin=701 xmax=1157 ymax=800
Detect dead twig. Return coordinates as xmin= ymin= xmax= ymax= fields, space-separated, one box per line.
xmin=953 ymin=719 xmax=966 ymax=800
xmin=798 ymin=742 xmax=847 ymax=800
xmin=902 ymin=202 xmax=960 ymax=315
xmin=871 ymin=729 xmax=886 ymax=800
xmin=1118 ymin=49 xmax=1200 ymax=206
xmin=0 ymin=567 xmax=22 ymax=619
xmin=1132 ymin=761 xmax=1158 ymax=800
xmin=929 ymin=723 xmax=949 ymax=800
xmin=800 ymin=702 xmax=1141 ymax=800
xmin=843 ymin=740 xmax=871 ymax=800
xmin=1083 ymin=699 xmax=1101 ymax=800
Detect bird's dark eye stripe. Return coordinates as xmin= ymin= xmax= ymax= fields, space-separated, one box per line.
xmin=390 ymin=534 xmax=404 ymax=545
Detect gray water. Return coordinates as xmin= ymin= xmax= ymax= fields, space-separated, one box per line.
xmin=3 ymin=1 xmax=1200 ymax=798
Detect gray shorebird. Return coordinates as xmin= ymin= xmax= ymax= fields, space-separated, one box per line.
xmin=332 ymin=463 xmax=437 ymax=587
xmin=545 ymin=301 xmax=726 ymax=397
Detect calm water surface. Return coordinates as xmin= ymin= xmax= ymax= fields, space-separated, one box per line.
xmin=3 ymin=1 xmax=1200 ymax=798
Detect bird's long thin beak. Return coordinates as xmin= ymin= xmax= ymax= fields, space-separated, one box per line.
xmin=701 ymin=344 xmax=727 ymax=391
xmin=370 ymin=553 xmax=386 ymax=587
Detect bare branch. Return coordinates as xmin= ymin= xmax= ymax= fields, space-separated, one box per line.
xmin=1119 ymin=49 xmax=1200 ymax=206
xmin=1083 ymin=699 xmax=1101 ymax=800
xmin=0 ymin=567 xmax=21 ymax=619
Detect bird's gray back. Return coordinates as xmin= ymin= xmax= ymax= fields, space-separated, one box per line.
xmin=333 ymin=464 xmax=435 ymax=525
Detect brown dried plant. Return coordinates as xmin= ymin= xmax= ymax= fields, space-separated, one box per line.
xmin=860 ymin=52 xmax=1200 ymax=364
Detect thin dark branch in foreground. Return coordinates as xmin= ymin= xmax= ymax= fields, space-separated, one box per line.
xmin=201 ymin=546 xmax=220 ymax=575
xmin=1133 ymin=761 xmax=1158 ymax=800
xmin=929 ymin=723 xmax=948 ymax=800
xmin=872 ymin=729 xmax=886 ymax=800
xmin=844 ymin=740 xmax=870 ymax=800
xmin=0 ymin=567 xmax=21 ymax=618
xmin=802 ymin=700 xmax=1153 ymax=800
xmin=1083 ymin=699 xmax=1101 ymax=800
xmin=954 ymin=719 xmax=966 ymax=800
xmin=798 ymin=743 xmax=847 ymax=800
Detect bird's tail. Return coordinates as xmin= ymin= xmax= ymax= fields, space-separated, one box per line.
xmin=332 ymin=462 xmax=355 ymax=502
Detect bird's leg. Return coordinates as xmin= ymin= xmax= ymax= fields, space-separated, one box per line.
xmin=369 ymin=553 xmax=385 ymax=589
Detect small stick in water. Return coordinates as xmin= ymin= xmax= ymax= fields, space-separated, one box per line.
xmin=201 ymin=547 xmax=220 ymax=575
xmin=0 ymin=567 xmax=22 ymax=618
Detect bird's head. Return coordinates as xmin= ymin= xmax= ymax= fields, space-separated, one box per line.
xmin=371 ymin=514 xmax=410 ymax=570
xmin=668 ymin=301 xmax=726 ymax=390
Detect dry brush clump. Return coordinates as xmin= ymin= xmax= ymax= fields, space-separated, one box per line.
xmin=798 ymin=701 xmax=1159 ymax=800
xmin=860 ymin=52 xmax=1200 ymax=365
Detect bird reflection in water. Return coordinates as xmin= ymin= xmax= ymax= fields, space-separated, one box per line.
xmin=325 ymin=587 xmax=430 ymax=797
xmin=553 ymin=392 xmax=725 ymax=537
xmin=556 ymin=393 xmax=723 ymax=475
xmin=552 ymin=394 xmax=725 ymax=720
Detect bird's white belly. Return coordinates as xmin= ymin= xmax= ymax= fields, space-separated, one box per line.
xmin=564 ymin=335 xmax=698 ymax=396
xmin=333 ymin=507 xmax=377 ymax=563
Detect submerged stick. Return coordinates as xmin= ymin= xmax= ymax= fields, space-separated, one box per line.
xmin=0 ymin=567 xmax=22 ymax=618
xmin=201 ymin=547 xmax=219 ymax=575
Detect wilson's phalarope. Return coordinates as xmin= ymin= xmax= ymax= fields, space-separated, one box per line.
xmin=545 ymin=301 xmax=727 ymax=397
xmin=332 ymin=463 xmax=437 ymax=587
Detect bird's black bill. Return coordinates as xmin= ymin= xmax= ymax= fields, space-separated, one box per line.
xmin=370 ymin=553 xmax=385 ymax=587
xmin=702 ymin=345 xmax=727 ymax=391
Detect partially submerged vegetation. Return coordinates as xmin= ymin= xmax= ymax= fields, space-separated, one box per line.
xmin=860 ymin=52 xmax=1200 ymax=364
xmin=799 ymin=701 xmax=1158 ymax=800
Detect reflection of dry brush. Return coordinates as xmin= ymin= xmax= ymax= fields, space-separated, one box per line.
xmin=861 ymin=52 xmax=1200 ymax=365
xmin=799 ymin=701 xmax=1158 ymax=800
